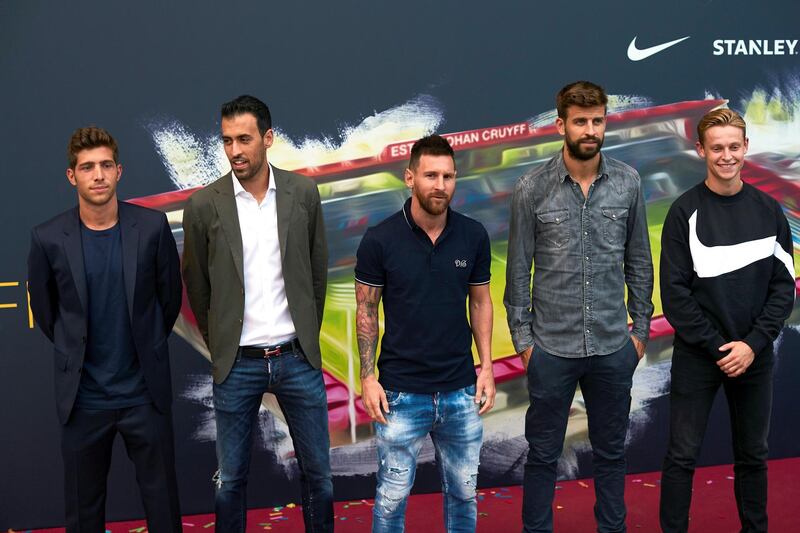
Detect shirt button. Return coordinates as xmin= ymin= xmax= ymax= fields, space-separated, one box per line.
xmin=586 ymin=281 xmax=589 ymax=285
xmin=586 ymin=306 xmax=589 ymax=310
xmin=585 ymin=256 xmax=589 ymax=261
xmin=586 ymin=329 xmax=590 ymax=333
xmin=584 ymin=231 xmax=588 ymax=235
xmin=555 ymin=217 xmax=560 ymax=222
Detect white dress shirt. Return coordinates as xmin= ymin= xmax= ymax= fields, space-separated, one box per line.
xmin=233 ymin=165 xmax=296 ymax=346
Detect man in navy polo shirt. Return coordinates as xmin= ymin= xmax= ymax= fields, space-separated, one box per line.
xmin=355 ymin=134 xmax=496 ymax=533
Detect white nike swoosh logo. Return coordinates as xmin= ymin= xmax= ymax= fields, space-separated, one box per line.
xmin=688 ymin=210 xmax=794 ymax=279
xmin=627 ymin=35 xmax=690 ymax=61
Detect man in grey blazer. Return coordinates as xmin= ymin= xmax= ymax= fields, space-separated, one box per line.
xmin=182 ymin=95 xmax=332 ymax=532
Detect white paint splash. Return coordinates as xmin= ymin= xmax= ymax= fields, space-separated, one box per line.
xmin=529 ymin=94 xmax=654 ymax=128
xmin=146 ymin=95 xmax=443 ymax=190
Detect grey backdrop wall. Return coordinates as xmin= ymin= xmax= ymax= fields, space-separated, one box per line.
xmin=2 ymin=0 xmax=799 ymax=528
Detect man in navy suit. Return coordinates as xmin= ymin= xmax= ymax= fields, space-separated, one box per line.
xmin=28 ymin=127 xmax=183 ymax=532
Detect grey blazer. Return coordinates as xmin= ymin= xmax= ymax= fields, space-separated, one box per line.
xmin=181 ymin=167 xmax=328 ymax=383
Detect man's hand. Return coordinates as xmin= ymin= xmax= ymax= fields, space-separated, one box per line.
xmin=519 ymin=346 xmax=533 ymax=371
xmin=631 ymin=335 xmax=646 ymax=360
xmin=475 ymin=366 xmax=496 ymax=415
xmin=361 ymin=375 xmax=389 ymax=425
xmin=717 ymin=341 xmax=755 ymax=377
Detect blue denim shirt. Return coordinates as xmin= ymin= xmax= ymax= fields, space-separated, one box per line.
xmin=504 ymin=151 xmax=654 ymax=357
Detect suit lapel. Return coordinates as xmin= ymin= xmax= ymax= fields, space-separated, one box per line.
xmin=119 ymin=203 xmax=139 ymax=321
xmin=212 ymin=173 xmax=245 ymax=286
xmin=274 ymin=167 xmax=295 ymax=259
xmin=63 ymin=208 xmax=88 ymax=314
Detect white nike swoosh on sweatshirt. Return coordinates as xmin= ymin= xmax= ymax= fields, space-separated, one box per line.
xmin=688 ymin=210 xmax=794 ymax=279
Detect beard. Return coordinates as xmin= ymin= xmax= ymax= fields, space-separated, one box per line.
xmin=414 ymin=188 xmax=451 ymax=216
xmin=230 ymin=155 xmax=265 ymax=181
xmin=565 ymin=134 xmax=604 ymax=161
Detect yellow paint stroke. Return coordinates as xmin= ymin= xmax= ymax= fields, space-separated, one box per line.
xmin=26 ymin=282 xmax=33 ymax=328
xmin=0 ymin=303 xmax=17 ymax=309
xmin=0 ymin=281 xmax=19 ymax=287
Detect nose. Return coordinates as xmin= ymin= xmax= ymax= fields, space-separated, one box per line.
xmin=586 ymin=122 xmax=596 ymax=135
xmin=434 ymin=175 xmax=446 ymax=190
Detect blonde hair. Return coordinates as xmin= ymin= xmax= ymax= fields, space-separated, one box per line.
xmin=697 ymin=108 xmax=746 ymax=144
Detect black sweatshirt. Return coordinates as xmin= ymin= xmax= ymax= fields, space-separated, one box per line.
xmin=660 ymin=181 xmax=795 ymax=359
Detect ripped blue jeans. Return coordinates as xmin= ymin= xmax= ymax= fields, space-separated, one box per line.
xmin=373 ymin=384 xmax=483 ymax=533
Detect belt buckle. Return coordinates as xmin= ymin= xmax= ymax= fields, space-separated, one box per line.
xmin=263 ymin=346 xmax=281 ymax=358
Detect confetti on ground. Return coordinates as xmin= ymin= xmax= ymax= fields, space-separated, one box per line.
xmin=203 ymin=523 xmax=215 ymax=529
xmin=269 ymin=512 xmax=283 ymax=517
xmin=129 ymin=528 xmax=146 ymax=533
xmin=273 ymin=506 xmax=284 ymax=511
xmin=555 ymin=485 xmax=563 ymax=490
xmin=286 ymin=503 xmax=297 ymax=508
xmin=339 ymin=517 xmax=348 ymax=520
xmin=578 ymin=481 xmax=589 ymax=488
xmin=706 ymin=480 xmax=713 ymax=484
xmin=631 ymin=479 xmax=642 ymax=483
xmin=182 ymin=524 xmax=194 ymax=528
xmin=727 ymin=476 xmax=735 ymax=480
xmin=479 ymin=512 xmax=489 ymax=517
xmin=556 ymin=505 xmax=564 ymax=510
xmin=644 ymin=483 xmax=657 ymax=488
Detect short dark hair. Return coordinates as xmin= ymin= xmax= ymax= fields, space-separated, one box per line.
xmin=408 ymin=134 xmax=455 ymax=170
xmin=67 ymin=127 xmax=119 ymax=169
xmin=220 ymin=94 xmax=272 ymax=136
xmin=556 ymin=81 xmax=608 ymax=119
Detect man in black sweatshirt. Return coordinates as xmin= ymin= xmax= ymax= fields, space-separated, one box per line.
xmin=658 ymin=108 xmax=796 ymax=533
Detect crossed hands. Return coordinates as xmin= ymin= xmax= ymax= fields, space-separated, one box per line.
xmin=717 ymin=341 xmax=755 ymax=378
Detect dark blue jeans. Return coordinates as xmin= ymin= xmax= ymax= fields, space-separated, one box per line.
xmin=523 ymin=340 xmax=638 ymax=533
xmin=660 ymin=348 xmax=773 ymax=533
xmin=213 ymin=346 xmax=333 ymax=532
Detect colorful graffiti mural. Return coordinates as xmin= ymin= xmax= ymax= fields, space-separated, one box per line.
xmin=129 ymin=94 xmax=800 ymax=480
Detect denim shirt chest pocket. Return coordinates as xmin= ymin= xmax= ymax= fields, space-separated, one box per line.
xmin=536 ymin=209 xmax=570 ymax=248
xmin=601 ymin=207 xmax=628 ymax=246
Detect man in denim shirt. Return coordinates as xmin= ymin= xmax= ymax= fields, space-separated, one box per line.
xmin=504 ymin=81 xmax=653 ymax=532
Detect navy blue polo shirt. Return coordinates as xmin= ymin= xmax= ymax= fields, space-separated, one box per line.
xmin=355 ymin=198 xmax=491 ymax=393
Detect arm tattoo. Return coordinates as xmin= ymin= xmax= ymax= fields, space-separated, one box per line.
xmin=355 ymin=282 xmax=382 ymax=379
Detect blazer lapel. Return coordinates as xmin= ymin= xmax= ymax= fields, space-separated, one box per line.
xmin=119 ymin=203 xmax=139 ymax=321
xmin=63 ymin=208 xmax=88 ymax=314
xmin=274 ymin=167 xmax=295 ymax=260
xmin=212 ymin=173 xmax=245 ymax=286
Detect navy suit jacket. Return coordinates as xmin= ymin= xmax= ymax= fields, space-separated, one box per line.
xmin=28 ymin=201 xmax=182 ymax=424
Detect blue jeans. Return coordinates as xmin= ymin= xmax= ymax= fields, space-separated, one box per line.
xmin=373 ymin=384 xmax=483 ymax=533
xmin=660 ymin=348 xmax=773 ymax=533
xmin=213 ymin=346 xmax=333 ymax=532
xmin=523 ymin=340 xmax=638 ymax=533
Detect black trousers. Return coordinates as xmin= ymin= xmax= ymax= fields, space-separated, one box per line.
xmin=60 ymin=403 xmax=181 ymax=533
xmin=660 ymin=348 xmax=773 ymax=533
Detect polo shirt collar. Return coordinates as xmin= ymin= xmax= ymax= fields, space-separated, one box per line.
xmin=402 ymin=197 xmax=452 ymax=233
